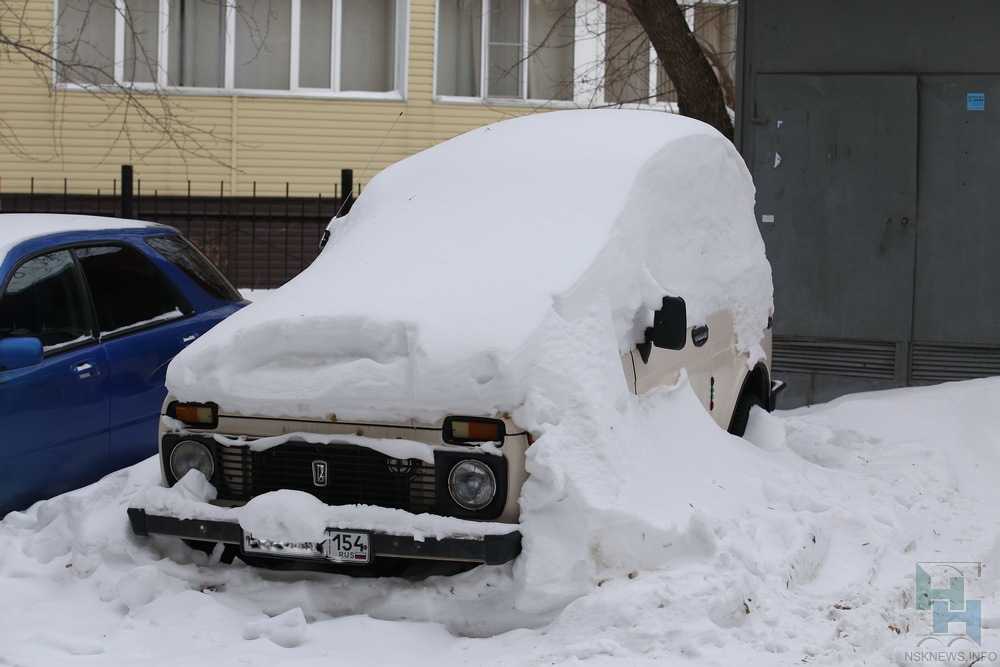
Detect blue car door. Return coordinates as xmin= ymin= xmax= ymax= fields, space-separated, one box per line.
xmin=74 ymin=244 xmax=205 ymax=471
xmin=0 ymin=249 xmax=109 ymax=514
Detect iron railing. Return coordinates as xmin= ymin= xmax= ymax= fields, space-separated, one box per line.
xmin=0 ymin=165 xmax=360 ymax=288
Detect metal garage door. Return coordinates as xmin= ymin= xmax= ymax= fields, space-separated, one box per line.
xmin=912 ymin=76 xmax=1000 ymax=383
xmin=751 ymin=75 xmax=918 ymax=405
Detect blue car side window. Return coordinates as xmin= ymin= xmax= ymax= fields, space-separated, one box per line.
xmin=146 ymin=236 xmax=241 ymax=302
xmin=0 ymin=250 xmax=93 ymax=352
xmin=75 ymin=245 xmax=190 ymax=337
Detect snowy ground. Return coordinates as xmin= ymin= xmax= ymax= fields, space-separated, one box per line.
xmin=2 ymin=378 xmax=1000 ymax=667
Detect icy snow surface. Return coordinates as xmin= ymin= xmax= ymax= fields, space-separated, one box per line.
xmin=3 ymin=379 xmax=1000 ymax=666
xmin=0 ymin=214 xmax=155 ymax=264
xmin=167 ymin=109 xmax=772 ymax=423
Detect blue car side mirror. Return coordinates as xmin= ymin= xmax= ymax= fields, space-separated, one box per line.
xmin=0 ymin=337 xmax=43 ymax=372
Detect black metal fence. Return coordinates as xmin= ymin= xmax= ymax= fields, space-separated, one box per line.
xmin=0 ymin=165 xmax=359 ymax=288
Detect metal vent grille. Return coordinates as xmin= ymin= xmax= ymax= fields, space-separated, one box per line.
xmin=910 ymin=342 xmax=1000 ymax=384
xmin=218 ymin=446 xmax=249 ymax=497
xmin=773 ymin=336 xmax=898 ymax=379
xmin=213 ymin=442 xmax=436 ymax=513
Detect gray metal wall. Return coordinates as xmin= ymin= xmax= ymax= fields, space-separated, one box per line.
xmin=738 ymin=0 xmax=1000 ymax=406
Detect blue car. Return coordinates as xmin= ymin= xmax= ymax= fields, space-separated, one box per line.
xmin=0 ymin=214 xmax=246 ymax=515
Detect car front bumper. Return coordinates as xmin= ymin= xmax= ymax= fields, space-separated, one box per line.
xmin=126 ymin=508 xmax=522 ymax=567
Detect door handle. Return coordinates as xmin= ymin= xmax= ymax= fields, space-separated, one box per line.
xmin=73 ymin=362 xmax=97 ymax=379
xmin=692 ymin=325 xmax=710 ymax=347
xmin=181 ymin=334 xmax=198 ymax=344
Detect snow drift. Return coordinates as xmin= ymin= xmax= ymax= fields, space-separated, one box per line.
xmin=5 ymin=379 xmax=1000 ymax=666
xmin=166 ymin=109 xmax=772 ymax=422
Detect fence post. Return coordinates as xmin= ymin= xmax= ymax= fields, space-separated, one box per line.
xmin=120 ymin=164 xmax=134 ymax=219
xmin=340 ymin=168 xmax=354 ymax=215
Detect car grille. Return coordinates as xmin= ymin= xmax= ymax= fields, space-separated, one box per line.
xmin=214 ymin=441 xmax=436 ymax=513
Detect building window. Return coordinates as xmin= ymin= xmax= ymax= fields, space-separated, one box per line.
xmin=605 ymin=0 xmax=737 ymax=106
xmin=168 ymin=0 xmax=225 ymax=87
xmin=690 ymin=2 xmax=737 ymax=106
xmin=124 ymin=0 xmax=161 ymax=83
xmin=55 ymin=0 xmax=406 ymax=95
xmin=603 ymin=0 xmax=648 ymax=105
xmin=234 ymin=0 xmax=292 ymax=90
xmin=435 ymin=0 xmax=734 ymax=106
xmin=436 ymin=0 xmax=575 ymax=101
xmin=341 ymin=0 xmax=397 ymax=92
xmin=56 ymin=0 xmax=116 ymax=84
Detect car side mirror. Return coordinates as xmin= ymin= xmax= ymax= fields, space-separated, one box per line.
xmin=0 ymin=337 xmax=43 ymax=372
xmin=645 ymin=296 xmax=687 ymax=350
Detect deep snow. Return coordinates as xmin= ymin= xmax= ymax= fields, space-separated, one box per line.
xmin=3 ymin=378 xmax=1000 ymax=666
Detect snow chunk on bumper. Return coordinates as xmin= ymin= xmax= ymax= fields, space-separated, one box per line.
xmin=212 ymin=432 xmax=435 ymax=464
xmin=135 ymin=479 xmax=518 ymax=544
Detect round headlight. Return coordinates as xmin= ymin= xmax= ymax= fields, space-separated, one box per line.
xmin=169 ymin=440 xmax=215 ymax=482
xmin=447 ymin=459 xmax=496 ymax=511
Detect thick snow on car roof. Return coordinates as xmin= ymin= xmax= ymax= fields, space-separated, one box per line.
xmin=168 ymin=110 xmax=772 ymax=421
xmin=0 ymin=214 xmax=157 ymax=264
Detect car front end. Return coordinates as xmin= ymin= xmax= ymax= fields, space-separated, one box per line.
xmin=127 ymin=400 xmax=526 ymax=571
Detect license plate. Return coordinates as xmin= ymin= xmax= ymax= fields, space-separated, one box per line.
xmin=324 ymin=530 xmax=371 ymax=564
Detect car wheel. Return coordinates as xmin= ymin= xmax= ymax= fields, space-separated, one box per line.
xmin=728 ymin=389 xmax=766 ymax=438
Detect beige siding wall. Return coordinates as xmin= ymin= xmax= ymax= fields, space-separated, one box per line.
xmin=0 ymin=0 xmax=538 ymax=195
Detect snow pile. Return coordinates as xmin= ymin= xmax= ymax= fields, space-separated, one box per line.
xmin=167 ymin=109 xmax=771 ymax=422
xmin=3 ymin=379 xmax=1000 ymax=666
xmin=0 ymin=214 xmax=155 ymax=264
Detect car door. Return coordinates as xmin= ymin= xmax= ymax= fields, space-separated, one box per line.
xmin=74 ymin=244 xmax=204 ymax=471
xmin=632 ymin=309 xmax=738 ymax=430
xmin=0 ymin=249 xmax=109 ymax=514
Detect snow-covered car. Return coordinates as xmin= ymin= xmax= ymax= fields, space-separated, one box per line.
xmin=127 ymin=110 xmax=778 ymax=573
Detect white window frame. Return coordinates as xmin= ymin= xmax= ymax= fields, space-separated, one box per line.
xmin=433 ymin=0 xmax=728 ymax=110
xmin=53 ymin=0 xmax=409 ymax=100
xmin=434 ymin=0 xmax=580 ymax=107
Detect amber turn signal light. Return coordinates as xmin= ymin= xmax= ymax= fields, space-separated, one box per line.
xmin=442 ymin=416 xmax=505 ymax=444
xmin=166 ymin=401 xmax=219 ymax=429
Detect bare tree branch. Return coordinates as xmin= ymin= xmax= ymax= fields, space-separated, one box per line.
xmin=0 ymin=0 xmax=258 ymax=169
xmin=622 ymin=0 xmax=733 ymax=138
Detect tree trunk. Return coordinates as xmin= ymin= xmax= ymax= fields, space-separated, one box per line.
xmin=624 ymin=0 xmax=734 ymax=140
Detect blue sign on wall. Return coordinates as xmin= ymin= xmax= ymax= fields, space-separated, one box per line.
xmin=967 ymin=92 xmax=986 ymax=111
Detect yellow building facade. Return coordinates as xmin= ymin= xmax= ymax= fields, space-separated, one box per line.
xmin=0 ymin=0 xmax=734 ymax=196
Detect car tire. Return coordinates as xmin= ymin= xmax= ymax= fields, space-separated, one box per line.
xmin=728 ymin=389 xmax=766 ymax=438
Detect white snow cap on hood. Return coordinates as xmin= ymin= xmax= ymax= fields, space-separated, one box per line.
xmin=167 ymin=109 xmax=772 ymax=422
